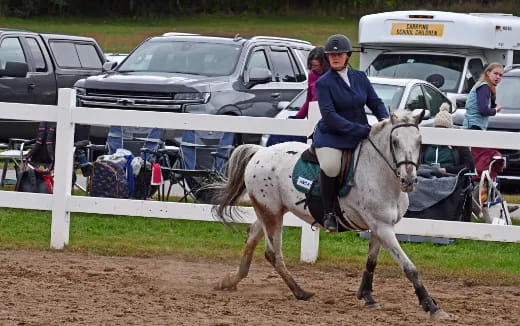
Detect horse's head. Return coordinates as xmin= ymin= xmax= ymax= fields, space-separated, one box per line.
xmin=372 ymin=110 xmax=423 ymax=192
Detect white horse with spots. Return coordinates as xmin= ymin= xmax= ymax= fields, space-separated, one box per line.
xmin=211 ymin=110 xmax=448 ymax=320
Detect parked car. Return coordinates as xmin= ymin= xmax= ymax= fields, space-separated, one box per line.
xmin=0 ymin=28 xmax=106 ymax=141
xmin=261 ymin=76 xmax=454 ymax=145
xmin=74 ymin=34 xmax=314 ymax=144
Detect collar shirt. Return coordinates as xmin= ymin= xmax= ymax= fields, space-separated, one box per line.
xmin=338 ymin=68 xmax=350 ymax=87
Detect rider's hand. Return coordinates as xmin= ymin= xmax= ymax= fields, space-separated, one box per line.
xmin=495 ymin=105 xmax=503 ymax=113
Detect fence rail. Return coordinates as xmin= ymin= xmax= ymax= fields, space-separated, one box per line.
xmin=0 ymin=88 xmax=519 ymax=263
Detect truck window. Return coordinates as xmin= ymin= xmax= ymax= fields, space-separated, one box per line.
xmin=270 ymin=48 xmax=299 ymax=82
xmin=49 ymin=41 xmax=102 ymax=69
xmin=247 ymin=49 xmax=270 ymax=71
xmin=294 ymin=48 xmax=311 ymax=69
xmin=514 ymin=51 xmax=520 ymax=64
xmin=0 ymin=37 xmax=27 ymax=69
xmin=25 ymin=37 xmax=47 ymax=72
xmin=367 ymin=54 xmax=464 ymax=93
xmin=117 ymin=40 xmax=241 ymax=76
xmin=49 ymin=41 xmax=81 ymax=68
xmin=405 ymin=86 xmax=427 ymax=111
xmin=76 ymin=44 xmax=102 ymax=69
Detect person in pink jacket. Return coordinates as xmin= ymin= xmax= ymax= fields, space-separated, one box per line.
xmin=266 ymin=46 xmax=329 ymax=146
xmin=294 ymin=46 xmax=329 ymax=119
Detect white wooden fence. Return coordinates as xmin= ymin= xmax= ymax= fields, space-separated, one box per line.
xmin=0 ymin=89 xmax=519 ymax=263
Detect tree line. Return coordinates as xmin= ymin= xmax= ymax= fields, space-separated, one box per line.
xmin=1 ymin=0 xmax=519 ymax=17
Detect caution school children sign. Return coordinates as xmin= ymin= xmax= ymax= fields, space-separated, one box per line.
xmin=391 ymin=23 xmax=444 ymax=37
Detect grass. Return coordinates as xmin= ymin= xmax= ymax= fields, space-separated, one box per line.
xmin=0 ymin=15 xmax=361 ymax=68
xmin=0 ymin=206 xmax=519 ymax=286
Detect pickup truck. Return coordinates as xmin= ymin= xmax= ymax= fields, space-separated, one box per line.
xmin=75 ymin=33 xmax=314 ymax=144
xmin=0 ymin=28 xmax=106 ymax=140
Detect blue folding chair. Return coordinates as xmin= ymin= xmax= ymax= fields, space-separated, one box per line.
xmin=168 ymin=130 xmax=234 ymax=203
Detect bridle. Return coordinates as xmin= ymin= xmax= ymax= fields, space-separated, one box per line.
xmin=367 ymin=123 xmax=420 ymax=178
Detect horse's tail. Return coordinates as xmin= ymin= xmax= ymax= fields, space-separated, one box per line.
xmin=211 ymin=144 xmax=263 ymax=223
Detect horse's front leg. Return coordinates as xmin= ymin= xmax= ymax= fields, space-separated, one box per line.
xmin=356 ymin=233 xmax=381 ymax=308
xmin=373 ymin=225 xmax=449 ymax=320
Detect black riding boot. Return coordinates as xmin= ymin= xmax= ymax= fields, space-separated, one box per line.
xmin=320 ymin=170 xmax=339 ymax=232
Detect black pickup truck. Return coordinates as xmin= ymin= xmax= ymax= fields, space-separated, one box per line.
xmin=0 ymin=28 xmax=106 ymax=140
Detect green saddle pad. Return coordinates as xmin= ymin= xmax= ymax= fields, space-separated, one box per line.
xmin=292 ymin=152 xmax=356 ymax=197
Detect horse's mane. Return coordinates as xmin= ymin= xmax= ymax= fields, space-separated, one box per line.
xmin=370 ymin=110 xmax=417 ymax=135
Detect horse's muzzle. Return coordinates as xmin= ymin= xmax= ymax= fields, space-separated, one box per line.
xmin=399 ymin=165 xmax=418 ymax=192
xmin=400 ymin=176 xmax=417 ymax=192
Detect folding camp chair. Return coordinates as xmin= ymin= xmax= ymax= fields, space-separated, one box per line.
xmin=168 ymin=130 xmax=234 ymax=203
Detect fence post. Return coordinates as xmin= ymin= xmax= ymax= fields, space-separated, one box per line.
xmin=300 ymin=225 xmax=320 ymax=263
xmin=298 ymin=101 xmax=323 ymax=263
xmin=50 ymin=89 xmax=76 ymax=249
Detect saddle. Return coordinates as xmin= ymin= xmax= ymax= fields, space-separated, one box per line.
xmin=292 ymin=147 xmax=362 ymax=232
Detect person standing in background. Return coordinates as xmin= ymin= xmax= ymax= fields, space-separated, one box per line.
xmin=266 ymin=46 xmax=329 ymax=146
xmin=463 ymin=63 xmax=504 ymax=130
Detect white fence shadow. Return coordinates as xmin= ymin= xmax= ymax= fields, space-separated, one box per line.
xmin=0 ymin=89 xmax=519 ymax=263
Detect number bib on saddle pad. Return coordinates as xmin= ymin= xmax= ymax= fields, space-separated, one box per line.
xmin=292 ymin=149 xmax=357 ymax=197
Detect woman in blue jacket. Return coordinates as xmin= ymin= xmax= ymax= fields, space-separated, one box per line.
xmin=463 ymin=63 xmax=504 ymax=130
xmin=315 ymin=34 xmax=389 ymax=232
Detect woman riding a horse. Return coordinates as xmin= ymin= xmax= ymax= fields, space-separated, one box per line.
xmin=315 ymin=34 xmax=389 ymax=232
xmin=209 ymin=35 xmax=449 ymax=321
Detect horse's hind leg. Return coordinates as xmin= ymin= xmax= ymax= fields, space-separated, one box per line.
xmin=356 ymin=233 xmax=381 ymax=308
xmin=374 ymin=226 xmax=449 ymax=320
xmin=215 ymin=220 xmax=264 ymax=291
xmin=255 ymin=204 xmax=314 ymax=300
xmin=263 ymin=223 xmax=314 ymax=300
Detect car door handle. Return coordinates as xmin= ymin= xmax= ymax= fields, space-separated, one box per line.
xmin=28 ymin=83 xmax=36 ymax=90
xmin=271 ymin=92 xmax=280 ymax=99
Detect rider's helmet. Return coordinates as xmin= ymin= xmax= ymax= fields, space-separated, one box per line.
xmin=324 ymin=34 xmax=353 ymax=54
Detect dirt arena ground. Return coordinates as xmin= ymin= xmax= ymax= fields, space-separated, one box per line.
xmin=1 ymin=250 xmax=519 ymax=325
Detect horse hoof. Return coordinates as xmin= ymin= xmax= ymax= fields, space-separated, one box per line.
xmin=430 ymin=308 xmax=450 ymax=320
xmin=295 ymin=290 xmax=314 ymax=301
xmin=365 ymin=302 xmax=381 ymax=309
xmin=214 ymin=280 xmax=237 ymax=291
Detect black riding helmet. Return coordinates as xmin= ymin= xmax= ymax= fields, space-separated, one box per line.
xmin=324 ymin=34 xmax=353 ymax=54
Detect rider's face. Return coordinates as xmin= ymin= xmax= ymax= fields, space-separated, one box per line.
xmin=327 ymin=53 xmax=350 ymax=71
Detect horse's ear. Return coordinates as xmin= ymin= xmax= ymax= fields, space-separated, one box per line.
xmin=415 ymin=109 xmax=426 ymax=125
xmin=390 ymin=112 xmax=399 ymax=124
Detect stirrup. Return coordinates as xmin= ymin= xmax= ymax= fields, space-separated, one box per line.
xmin=323 ymin=212 xmax=338 ymax=232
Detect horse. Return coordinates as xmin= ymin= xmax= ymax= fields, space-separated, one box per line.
xmin=210 ymin=110 xmax=449 ymax=320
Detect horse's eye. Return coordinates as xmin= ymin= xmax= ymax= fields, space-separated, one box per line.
xmin=392 ymin=139 xmax=399 ymax=148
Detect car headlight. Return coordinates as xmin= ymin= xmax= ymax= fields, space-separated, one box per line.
xmin=174 ymin=92 xmax=210 ymax=103
xmin=75 ymin=87 xmax=86 ymax=96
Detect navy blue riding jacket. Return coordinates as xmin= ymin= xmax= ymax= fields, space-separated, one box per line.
xmin=314 ymin=68 xmax=389 ymax=149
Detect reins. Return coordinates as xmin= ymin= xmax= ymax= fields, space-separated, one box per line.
xmin=366 ymin=123 xmax=419 ymax=178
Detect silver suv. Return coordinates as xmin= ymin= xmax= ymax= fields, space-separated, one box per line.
xmin=75 ymin=34 xmax=314 ymax=143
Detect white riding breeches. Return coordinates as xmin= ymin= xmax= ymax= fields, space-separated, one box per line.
xmin=316 ymin=147 xmax=343 ymax=177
